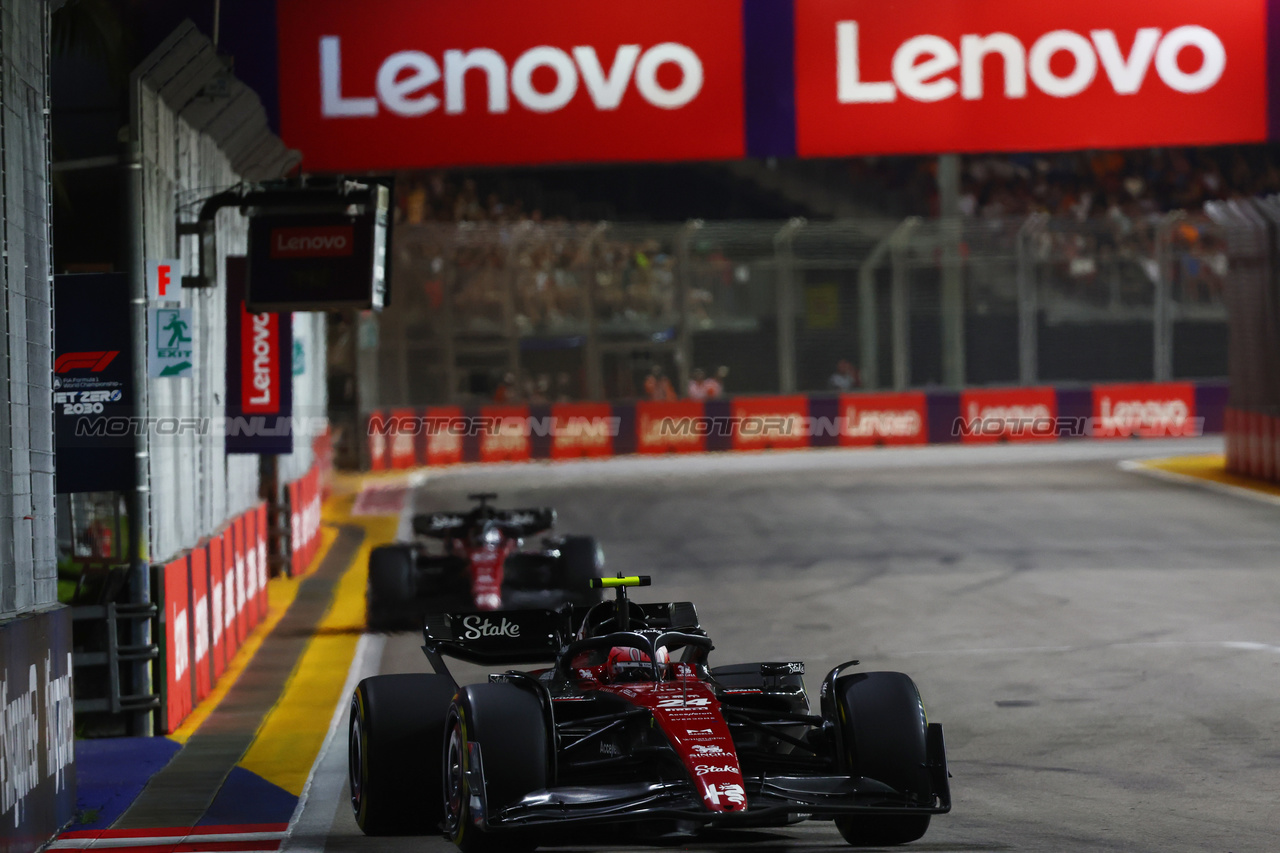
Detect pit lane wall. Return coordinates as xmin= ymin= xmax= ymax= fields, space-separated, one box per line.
xmin=0 ymin=608 xmax=76 ymax=853
xmin=364 ymin=382 xmax=1226 ymax=469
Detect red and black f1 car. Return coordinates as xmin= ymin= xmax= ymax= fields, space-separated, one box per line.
xmin=365 ymin=493 xmax=604 ymax=630
xmin=348 ymin=576 xmax=951 ymax=849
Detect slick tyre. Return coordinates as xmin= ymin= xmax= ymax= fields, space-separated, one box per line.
xmin=366 ymin=545 xmax=418 ymax=631
xmin=832 ymin=671 xmax=933 ymax=846
xmin=443 ymin=683 xmax=547 ymax=852
xmin=557 ymin=536 xmax=604 ymax=606
xmin=349 ymin=674 xmax=455 ymax=835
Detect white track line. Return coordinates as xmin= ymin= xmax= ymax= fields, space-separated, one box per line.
xmin=1118 ymin=458 xmax=1280 ymax=507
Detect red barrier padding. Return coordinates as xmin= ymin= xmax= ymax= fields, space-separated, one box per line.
xmin=233 ymin=514 xmax=251 ymax=640
xmin=219 ymin=526 xmax=240 ymax=664
xmin=958 ymin=387 xmax=1058 ymax=443
xmin=838 ymin=392 xmax=928 ymax=446
xmin=1092 ymin=382 xmax=1197 ymax=438
xmin=1248 ymin=411 xmax=1263 ymax=479
xmin=189 ymin=546 xmax=212 ymax=702
xmin=731 ymin=395 xmax=810 ymax=452
xmin=208 ymin=533 xmax=226 ymax=680
xmin=288 ymin=480 xmax=302 ymax=577
xmin=255 ymin=503 xmax=270 ymax=617
xmin=480 ymin=405 xmax=532 ymax=463
xmin=1224 ymin=407 xmax=1238 ymax=473
xmin=423 ymin=405 xmax=465 ymax=466
xmin=162 ymin=554 xmax=192 ymax=733
xmin=367 ymin=411 xmax=390 ymax=471
xmin=389 ymin=407 xmax=419 ymax=469
xmin=637 ymin=400 xmax=706 ymax=454
xmin=551 ymin=402 xmax=615 ymax=459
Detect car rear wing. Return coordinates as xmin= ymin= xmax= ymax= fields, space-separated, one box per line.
xmin=422 ymin=608 xmax=570 ymax=683
xmin=412 ymin=507 xmax=556 ymax=539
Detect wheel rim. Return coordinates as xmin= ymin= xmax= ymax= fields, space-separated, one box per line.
xmin=348 ymin=699 xmax=364 ymax=814
xmin=444 ymin=720 xmax=465 ymax=833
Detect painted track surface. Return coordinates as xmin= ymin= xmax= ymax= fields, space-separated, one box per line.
xmin=289 ymin=438 xmax=1280 ymax=852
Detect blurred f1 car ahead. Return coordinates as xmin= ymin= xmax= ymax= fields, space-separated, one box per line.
xmin=365 ymin=493 xmax=603 ymax=630
xmin=348 ymin=576 xmax=950 ymax=850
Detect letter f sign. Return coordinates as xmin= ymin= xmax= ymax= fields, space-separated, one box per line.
xmin=148 ymin=258 xmax=181 ymax=302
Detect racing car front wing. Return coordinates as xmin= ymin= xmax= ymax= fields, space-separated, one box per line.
xmin=460 ymin=728 xmax=951 ymax=834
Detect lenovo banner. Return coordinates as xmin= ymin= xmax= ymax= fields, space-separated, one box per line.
xmin=552 ymin=403 xmax=616 ymax=459
xmin=731 ymin=396 xmax=810 ymax=452
xmin=480 ymin=405 xmax=532 ymax=463
xmin=226 ymin=257 xmax=293 ymax=455
xmin=839 ymin=392 xmax=928 ymax=446
xmin=795 ymin=0 xmax=1267 ymax=156
xmin=1092 ymin=382 xmax=1199 ymax=438
xmin=276 ymin=0 xmax=745 ymax=169
xmin=958 ymin=387 xmax=1058 ymax=443
xmin=424 ymin=406 xmax=465 ymax=466
xmin=637 ymin=401 xmax=706 ymax=454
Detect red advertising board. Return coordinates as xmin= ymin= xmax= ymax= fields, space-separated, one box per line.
xmin=219 ymin=527 xmax=240 ymax=663
xmin=958 ymin=387 xmax=1058 ymax=443
xmin=839 ymin=392 xmax=928 ymax=446
xmin=423 ymin=406 xmax=465 ymax=466
xmin=637 ymin=400 xmax=705 ymax=454
xmin=731 ymin=396 xmax=810 ymax=452
xmin=551 ymin=403 xmax=616 ymax=459
xmin=368 ymin=411 xmax=390 ymax=471
xmin=794 ymin=0 xmax=1267 ymax=156
xmin=389 ymin=408 xmax=420 ymax=469
xmin=480 ymin=405 xmax=532 ymax=463
xmin=162 ymin=555 xmax=191 ymax=733
xmin=277 ymin=0 xmax=745 ymax=171
xmin=233 ymin=514 xmax=250 ymax=642
xmin=208 ymin=533 xmax=226 ymax=680
xmin=189 ymin=546 xmax=212 ymax=702
xmin=289 ymin=479 xmax=302 ymax=576
xmin=1092 ymin=382 xmax=1198 ymax=438
xmin=255 ymin=503 xmax=271 ymax=618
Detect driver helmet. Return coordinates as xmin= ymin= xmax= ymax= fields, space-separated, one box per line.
xmin=606 ymin=645 xmax=669 ymax=682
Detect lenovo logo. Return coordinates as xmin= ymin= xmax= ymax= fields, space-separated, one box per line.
xmin=270 ymin=226 xmax=354 ymax=259
xmin=242 ymin=311 xmax=279 ymax=414
xmin=321 ymin=37 xmax=704 ymax=118
xmin=55 ymin=351 xmax=119 ymax=373
xmin=837 ymin=21 xmax=1226 ymax=104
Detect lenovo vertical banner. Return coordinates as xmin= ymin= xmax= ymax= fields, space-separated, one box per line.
xmin=226 ymin=257 xmax=293 ymax=454
xmin=53 ymin=273 xmax=136 ymax=493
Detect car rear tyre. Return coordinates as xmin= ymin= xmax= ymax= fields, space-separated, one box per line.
xmin=349 ymin=674 xmax=455 ymax=835
xmin=367 ymin=545 xmax=418 ymax=631
xmin=443 ymin=683 xmax=547 ymax=852
xmin=557 ymin=536 xmax=604 ymax=606
xmin=832 ymin=671 xmax=933 ymax=846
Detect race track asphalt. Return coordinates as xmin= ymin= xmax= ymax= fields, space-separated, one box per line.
xmin=286 ymin=438 xmax=1280 ymax=853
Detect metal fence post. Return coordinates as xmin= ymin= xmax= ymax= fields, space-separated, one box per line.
xmin=889 ymin=219 xmax=919 ymax=390
xmin=1017 ymin=213 xmax=1046 ymax=386
xmin=774 ymin=218 xmax=805 ymax=394
xmin=677 ymin=220 xmax=703 ymax=394
xmin=938 ymin=155 xmax=966 ymax=388
xmin=584 ymin=222 xmax=608 ymax=401
xmin=1154 ymin=212 xmax=1181 ymax=382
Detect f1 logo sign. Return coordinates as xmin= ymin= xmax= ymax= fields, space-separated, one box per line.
xmin=148 ymin=258 xmax=181 ymax=302
xmin=55 ymin=351 xmax=119 ymax=373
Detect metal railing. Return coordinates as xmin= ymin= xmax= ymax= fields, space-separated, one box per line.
xmin=366 ymin=212 xmax=1229 ymax=409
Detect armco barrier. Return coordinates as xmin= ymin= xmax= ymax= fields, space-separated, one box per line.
xmin=1225 ymin=404 xmax=1280 ymax=483
xmin=366 ymin=382 xmax=1226 ymax=469
xmin=158 ymin=502 xmax=269 ymax=734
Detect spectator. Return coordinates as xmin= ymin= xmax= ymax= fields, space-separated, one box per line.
xmin=687 ymin=368 xmax=714 ymax=401
xmin=829 ymin=359 xmax=860 ymax=392
xmin=493 ymin=372 xmax=518 ymax=403
xmin=643 ymin=365 xmax=677 ymax=402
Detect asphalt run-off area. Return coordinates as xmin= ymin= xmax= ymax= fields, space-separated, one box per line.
xmin=279 ymin=436 xmax=1278 ymax=853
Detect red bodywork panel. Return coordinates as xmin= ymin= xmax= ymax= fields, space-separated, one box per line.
xmin=450 ymin=538 xmax=516 ymax=611
xmin=561 ymin=671 xmax=748 ymax=814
